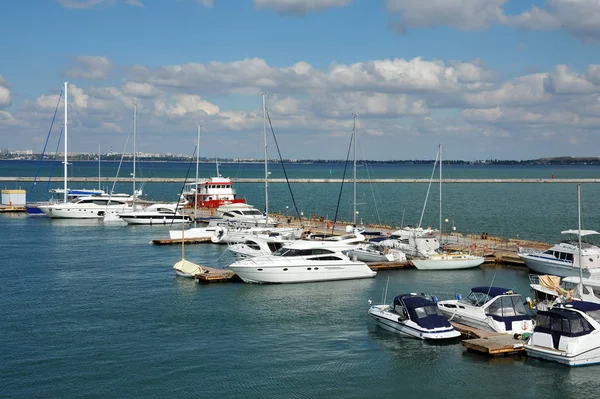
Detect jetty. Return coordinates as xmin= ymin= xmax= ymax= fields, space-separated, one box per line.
xmin=451 ymin=322 xmax=526 ymax=356
xmin=2 ymin=176 xmax=600 ymax=184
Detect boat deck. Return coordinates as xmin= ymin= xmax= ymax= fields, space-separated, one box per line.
xmin=151 ymin=237 xmax=212 ymax=245
xmin=192 ymin=265 xmax=241 ymax=284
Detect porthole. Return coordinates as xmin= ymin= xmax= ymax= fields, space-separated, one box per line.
xmin=590 ymin=258 xmax=594 ymax=262
xmin=257 ymin=268 xmax=263 ymax=271
xmin=283 ymin=268 xmax=288 ymax=271
xmin=314 ymin=267 xmax=319 ymax=270
xmin=307 ymin=267 xmax=312 ymax=270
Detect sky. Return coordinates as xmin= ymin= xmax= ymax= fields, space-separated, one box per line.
xmin=1 ymin=0 xmax=600 ymax=161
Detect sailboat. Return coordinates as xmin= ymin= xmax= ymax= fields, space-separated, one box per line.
xmin=525 ymin=185 xmax=600 ymax=366
xmin=38 ymin=83 xmax=132 ymax=219
xmin=410 ymin=144 xmax=484 ymax=270
xmin=173 ymin=222 xmax=206 ymax=278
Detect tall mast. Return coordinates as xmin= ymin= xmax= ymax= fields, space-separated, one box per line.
xmin=352 ymin=113 xmax=357 ymax=226
xmin=577 ymin=184 xmax=584 ymax=298
xmin=98 ymin=144 xmax=101 ymax=191
xmin=195 ymin=125 xmax=201 ymax=224
xmin=63 ymin=81 xmax=68 ymax=203
xmin=439 ymin=144 xmax=442 ymax=242
xmin=263 ymin=93 xmax=268 ymax=224
xmin=132 ymin=102 xmax=137 ymax=211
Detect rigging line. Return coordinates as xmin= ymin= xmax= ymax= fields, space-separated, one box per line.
xmin=266 ymin=109 xmax=302 ymax=222
xmin=108 ymin=117 xmax=134 ymax=198
xmin=418 ymin=149 xmax=440 ymax=228
xmin=331 ymin=131 xmax=354 ymax=234
xmin=44 ymin=125 xmax=64 ymax=201
xmin=171 ymin=145 xmax=197 ymax=228
xmin=358 ymin=142 xmax=383 ymax=226
xmin=32 ymin=88 xmax=63 ymax=193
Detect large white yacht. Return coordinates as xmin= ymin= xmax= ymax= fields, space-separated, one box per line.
xmin=227 ymin=240 xmax=376 ymax=284
xmin=368 ymin=293 xmax=461 ymax=340
xmin=525 ymin=301 xmax=600 ymax=366
xmin=216 ymin=203 xmax=277 ymax=227
xmin=227 ymin=236 xmax=288 ymax=259
xmin=118 ymin=203 xmax=191 ymax=225
xmin=377 ymin=227 xmax=440 ymax=257
xmin=38 ymin=196 xmax=132 ymax=219
xmin=519 ymin=230 xmax=600 ymax=278
xmin=436 ymin=286 xmax=534 ymax=335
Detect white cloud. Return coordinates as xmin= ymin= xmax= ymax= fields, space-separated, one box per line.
xmin=254 ymin=0 xmax=351 ymax=15
xmin=165 ymin=94 xmax=220 ymax=117
xmin=544 ymin=65 xmax=598 ymax=94
xmin=386 ymin=0 xmax=600 ymax=40
xmin=57 ymin=0 xmax=143 ymax=8
xmin=121 ymin=82 xmax=160 ymax=98
xmin=194 ymin=0 xmax=214 ymax=7
xmin=65 ymin=56 xmax=113 ymax=80
xmin=0 ymin=74 xmax=11 ymax=108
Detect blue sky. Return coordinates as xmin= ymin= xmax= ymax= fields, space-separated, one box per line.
xmin=1 ymin=0 xmax=600 ymax=160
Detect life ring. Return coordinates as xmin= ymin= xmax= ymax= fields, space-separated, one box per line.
xmin=469 ymin=243 xmax=476 ymax=251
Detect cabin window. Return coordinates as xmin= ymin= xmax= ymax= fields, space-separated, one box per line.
xmin=306 ymin=256 xmax=342 ymax=261
xmin=487 ymin=296 xmax=527 ymax=317
xmin=257 ymin=268 xmax=263 ymax=271
xmin=307 ymin=268 xmax=312 ymax=270
xmin=247 ymin=243 xmax=260 ymax=250
xmin=283 ymin=268 xmax=288 ymax=271
xmin=559 ymin=252 xmax=568 ymax=260
xmin=414 ymin=305 xmax=444 ymax=318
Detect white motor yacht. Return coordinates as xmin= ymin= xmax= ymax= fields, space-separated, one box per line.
xmin=519 ymin=230 xmax=600 ymax=278
xmin=118 ymin=203 xmax=191 ymax=225
xmin=436 ymin=286 xmax=534 ymax=335
xmin=227 ymin=237 xmax=289 ymax=259
xmin=227 ymin=240 xmax=376 ymax=284
xmin=378 ymin=227 xmax=440 ymax=257
xmin=368 ymin=293 xmax=461 ymax=340
xmin=216 ymin=203 xmax=277 ymax=227
xmin=38 ymin=196 xmax=132 ymax=219
xmin=525 ymin=301 xmax=600 ymax=366
xmin=211 ymin=226 xmax=303 ymax=245
xmin=347 ymin=242 xmax=407 ymax=263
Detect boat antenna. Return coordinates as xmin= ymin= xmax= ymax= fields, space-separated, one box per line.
xmin=485 ymin=270 xmax=498 ymax=299
xmin=382 ymin=275 xmax=390 ymax=304
xmin=577 ymin=183 xmax=584 ymax=299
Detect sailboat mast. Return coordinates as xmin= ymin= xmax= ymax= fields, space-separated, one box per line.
xmin=352 ymin=113 xmax=357 ymax=226
xmin=132 ymin=102 xmax=137 ymax=211
xmin=263 ymin=93 xmax=268 ymax=224
xmin=439 ymin=144 xmax=442 ymax=242
xmin=98 ymin=144 xmax=101 ymax=191
xmin=195 ymin=125 xmax=200 ymax=224
xmin=578 ymin=184 xmax=584 ymax=297
xmin=63 ymin=81 xmax=68 ymax=203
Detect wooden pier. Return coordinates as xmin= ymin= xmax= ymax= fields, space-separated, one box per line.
xmin=451 ymin=322 xmax=526 ymax=356
xmin=151 ymin=237 xmax=212 ymax=245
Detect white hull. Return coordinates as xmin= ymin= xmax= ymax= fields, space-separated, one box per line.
xmin=228 ymin=262 xmax=376 ymax=284
xmin=520 ymin=255 xmax=592 ymax=278
xmin=39 ymin=205 xmax=130 ymax=219
xmin=525 ymin=345 xmax=600 ymax=366
xmin=368 ymin=306 xmax=460 ymax=340
xmin=411 ymin=255 xmax=484 ymax=270
xmin=120 ymin=215 xmax=190 ymax=225
xmin=169 ymin=226 xmax=224 ymax=240
xmin=347 ymin=248 xmax=405 ymax=263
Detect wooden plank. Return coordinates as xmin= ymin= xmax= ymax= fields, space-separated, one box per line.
xmin=151 ymin=237 xmax=212 ymax=245
xmin=367 ymin=261 xmax=412 ymax=270
xmin=461 ymin=335 xmax=525 ymax=356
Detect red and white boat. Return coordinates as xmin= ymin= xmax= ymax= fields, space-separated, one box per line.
xmin=183 ymin=173 xmax=246 ymax=209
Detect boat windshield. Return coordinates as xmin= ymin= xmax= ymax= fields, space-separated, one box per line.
xmin=486 ymin=295 xmax=527 ymax=317
xmin=463 ymin=291 xmax=492 ymax=306
xmin=241 ymin=210 xmax=263 ymax=216
xmin=413 ymin=305 xmax=445 ymax=318
xmin=535 ymin=309 xmax=594 ymax=337
xmin=273 ymin=248 xmax=335 ymax=257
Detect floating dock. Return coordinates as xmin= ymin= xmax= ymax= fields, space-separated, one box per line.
xmin=192 ymin=265 xmax=241 ymax=284
xmin=451 ymin=322 xmax=526 ymax=356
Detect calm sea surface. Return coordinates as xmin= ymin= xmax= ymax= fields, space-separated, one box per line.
xmin=2 ymin=161 xmax=600 ymax=398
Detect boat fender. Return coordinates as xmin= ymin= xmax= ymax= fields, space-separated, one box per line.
xmin=522 ymin=321 xmax=527 ymax=331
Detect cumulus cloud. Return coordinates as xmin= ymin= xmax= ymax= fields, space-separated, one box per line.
xmin=0 ymin=74 xmax=11 ymax=108
xmin=254 ymin=0 xmax=352 ymax=15
xmin=65 ymin=56 xmax=114 ymax=80
xmin=164 ymin=94 xmax=220 ymax=117
xmin=386 ymin=0 xmax=600 ymax=41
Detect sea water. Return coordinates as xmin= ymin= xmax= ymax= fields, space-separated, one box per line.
xmin=2 ymin=161 xmax=600 ymax=398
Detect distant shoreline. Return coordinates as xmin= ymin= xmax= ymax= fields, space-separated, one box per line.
xmin=2 ymin=157 xmax=600 ymax=166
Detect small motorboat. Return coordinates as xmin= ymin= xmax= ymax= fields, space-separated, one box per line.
xmin=368 ymin=293 xmax=461 ymax=340
xmin=118 ymin=203 xmax=191 ymax=225
xmin=525 ymin=301 xmax=600 ymax=366
xmin=436 ymin=286 xmax=534 ymax=335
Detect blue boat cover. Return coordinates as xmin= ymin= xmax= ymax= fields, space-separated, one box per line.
xmin=393 ymin=294 xmax=451 ymax=329
xmin=471 ymin=287 xmax=515 ymax=297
